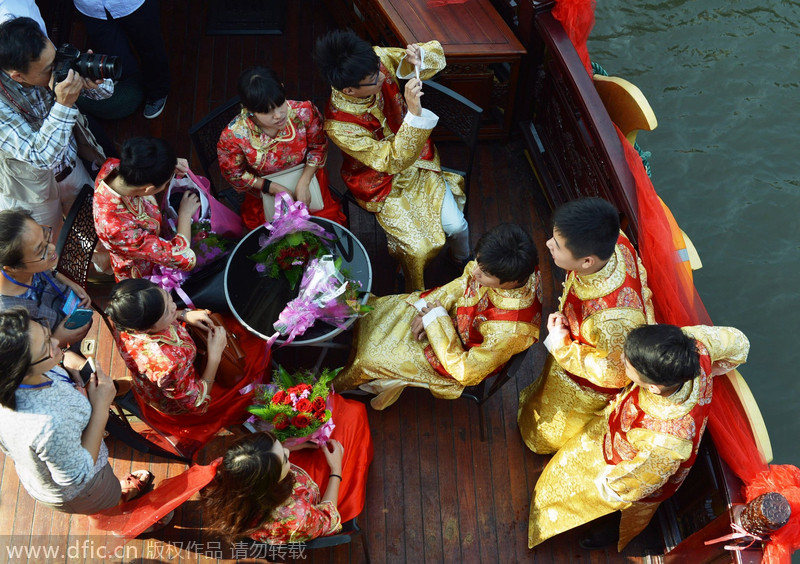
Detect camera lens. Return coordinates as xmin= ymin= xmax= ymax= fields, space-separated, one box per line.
xmin=74 ymin=53 xmax=121 ymax=82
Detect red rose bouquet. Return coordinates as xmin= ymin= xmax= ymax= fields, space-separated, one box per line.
xmin=248 ymin=193 xmax=334 ymax=290
xmin=247 ymin=365 xmax=339 ymax=446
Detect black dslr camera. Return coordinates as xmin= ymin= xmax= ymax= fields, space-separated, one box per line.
xmin=52 ymin=44 xmax=121 ymax=83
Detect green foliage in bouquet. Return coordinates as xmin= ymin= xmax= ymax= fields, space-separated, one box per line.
xmin=247 ymin=365 xmax=342 ymax=442
xmin=248 ymin=231 xmax=330 ymax=290
xmin=338 ymin=261 xmax=374 ymax=316
xmin=191 ymin=220 xmax=230 ymax=268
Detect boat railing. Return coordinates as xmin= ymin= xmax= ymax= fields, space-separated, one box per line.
xmin=500 ymin=0 xmax=641 ymax=246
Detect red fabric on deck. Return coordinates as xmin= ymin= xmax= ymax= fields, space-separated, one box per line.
xmin=136 ymin=315 xmax=270 ymax=458
xmin=92 ymin=460 xmax=222 ymax=538
xmin=289 ymin=394 xmax=374 ymax=522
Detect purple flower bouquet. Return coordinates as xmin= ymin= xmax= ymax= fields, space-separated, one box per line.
xmin=273 ymin=255 xmax=373 ymax=344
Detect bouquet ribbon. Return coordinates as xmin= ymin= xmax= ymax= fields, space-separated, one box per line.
xmin=273 ymin=256 xmax=362 ymax=344
xmin=148 ymin=265 xmax=195 ymax=309
xmin=262 ymin=192 xmax=331 ymax=248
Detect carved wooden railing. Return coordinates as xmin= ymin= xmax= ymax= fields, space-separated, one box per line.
xmin=508 ymin=0 xmax=641 ymax=247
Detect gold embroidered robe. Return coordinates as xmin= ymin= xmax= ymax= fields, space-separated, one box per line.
xmin=334 ymin=262 xmax=541 ymax=409
xmin=518 ymin=234 xmax=655 ymax=454
xmin=324 ymin=41 xmax=465 ymax=291
xmin=527 ymin=325 xmax=749 ymax=550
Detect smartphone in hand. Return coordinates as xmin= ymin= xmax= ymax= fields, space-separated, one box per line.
xmin=64 ymin=307 xmax=93 ymax=329
xmin=79 ymin=357 xmax=96 ymax=386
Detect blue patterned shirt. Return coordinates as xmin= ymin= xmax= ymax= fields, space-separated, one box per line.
xmin=0 ymin=75 xmax=113 ymax=175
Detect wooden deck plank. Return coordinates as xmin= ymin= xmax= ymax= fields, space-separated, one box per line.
xmin=363 ymin=403 xmax=386 ymax=564
xmin=464 ymin=404 xmax=500 ymax=564
xmin=398 ymin=389 xmax=423 ymax=559
xmin=434 ymin=401 xmax=461 ymax=563
xmin=417 ymin=391 xmax=444 ymax=563
xmin=380 ymin=396 xmax=406 ymax=563
xmin=450 ymin=400 xmax=481 ymax=563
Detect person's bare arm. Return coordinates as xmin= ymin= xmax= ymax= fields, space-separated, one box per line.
xmin=320 ymin=439 xmax=344 ymax=506
xmin=81 ymin=365 xmax=115 ymax=462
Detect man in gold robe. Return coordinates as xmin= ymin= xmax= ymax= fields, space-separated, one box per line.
xmin=518 ymin=198 xmax=655 ymax=453
xmin=314 ymin=29 xmax=470 ymax=291
xmin=335 ymin=224 xmax=541 ymax=409
xmin=528 ymin=323 xmax=749 ymax=550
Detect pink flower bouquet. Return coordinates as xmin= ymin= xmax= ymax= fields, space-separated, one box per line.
xmin=273 ymin=255 xmax=373 ymax=344
xmin=248 ymin=193 xmax=333 ymax=290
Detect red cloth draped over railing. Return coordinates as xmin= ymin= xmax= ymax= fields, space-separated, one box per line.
xmin=552 ymin=1 xmax=800 ymax=560
xmin=552 ymin=0 xmax=595 ymax=76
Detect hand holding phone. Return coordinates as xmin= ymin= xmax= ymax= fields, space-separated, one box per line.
xmin=79 ymin=357 xmax=96 ymax=386
xmin=64 ymin=307 xmax=93 ymax=329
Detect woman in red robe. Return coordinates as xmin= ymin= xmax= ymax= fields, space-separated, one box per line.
xmin=94 ymin=137 xmax=199 ymax=281
xmin=106 ymin=278 xmax=267 ymax=457
xmin=217 ymin=67 xmax=346 ymax=230
xmin=201 ymin=393 xmax=373 ymax=544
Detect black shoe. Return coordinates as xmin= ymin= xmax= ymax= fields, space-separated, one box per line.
xmin=578 ymin=513 xmax=620 ymax=550
xmin=144 ymin=96 xmax=167 ymax=119
xmin=446 ymin=247 xmax=474 ymax=270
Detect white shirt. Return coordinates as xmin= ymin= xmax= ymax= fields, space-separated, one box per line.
xmin=73 ymin=0 xmax=145 ymax=19
xmin=0 ymin=0 xmax=46 ymax=33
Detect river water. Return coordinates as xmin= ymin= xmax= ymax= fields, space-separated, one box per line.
xmin=588 ymin=1 xmax=800 ymax=468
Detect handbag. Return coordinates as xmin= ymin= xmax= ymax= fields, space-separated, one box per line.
xmin=160 ymin=169 xmax=241 ymax=312
xmin=163 ymin=169 xmax=244 ymax=240
xmin=187 ymin=313 xmax=245 ymax=389
xmin=262 ymin=163 xmax=324 ymax=219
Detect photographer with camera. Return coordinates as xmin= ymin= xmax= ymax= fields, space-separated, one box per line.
xmin=0 ymin=16 xmax=113 ymax=242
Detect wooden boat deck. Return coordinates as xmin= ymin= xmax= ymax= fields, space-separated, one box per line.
xmin=0 ymin=1 xmax=662 ymax=562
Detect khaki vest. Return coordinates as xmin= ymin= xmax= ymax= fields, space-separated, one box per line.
xmin=0 ymin=109 xmax=105 ymax=204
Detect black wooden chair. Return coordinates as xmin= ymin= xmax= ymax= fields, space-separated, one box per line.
xmin=247 ymin=517 xmax=369 ymax=563
xmin=421 ymin=80 xmax=483 ymax=215
xmin=55 ymin=185 xmax=192 ymax=464
xmin=55 ymin=184 xmax=112 ymax=329
xmin=188 ymin=96 xmax=243 ymax=207
xmin=461 ymin=344 xmax=534 ymax=441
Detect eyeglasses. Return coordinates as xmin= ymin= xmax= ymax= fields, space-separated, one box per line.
xmin=29 ymin=326 xmax=64 ymax=367
xmin=356 ymin=71 xmax=380 ymax=87
xmin=23 ymin=225 xmax=53 ymax=264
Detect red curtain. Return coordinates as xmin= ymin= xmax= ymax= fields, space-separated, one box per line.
xmin=551 ymin=0 xmax=596 ymax=75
